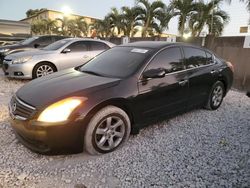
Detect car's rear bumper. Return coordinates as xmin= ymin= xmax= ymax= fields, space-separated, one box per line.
xmin=10 ymin=118 xmax=84 ymax=154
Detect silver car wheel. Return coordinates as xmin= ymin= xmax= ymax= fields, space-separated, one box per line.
xmin=212 ymin=85 xmax=223 ymax=107
xmin=95 ymin=116 xmax=125 ymax=151
xmin=36 ymin=65 xmax=54 ymax=77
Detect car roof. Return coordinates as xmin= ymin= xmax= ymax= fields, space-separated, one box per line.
xmin=120 ymin=41 xmax=202 ymax=51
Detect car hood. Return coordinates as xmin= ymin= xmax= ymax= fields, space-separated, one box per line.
xmin=16 ymin=68 xmax=121 ymax=108
xmin=6 ymin=49 xmax=54 ymax=59
xmin=0 ymin=43 xmax=25 ymax=50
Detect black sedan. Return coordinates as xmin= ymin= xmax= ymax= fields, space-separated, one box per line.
xmin=9 ymin=42 xmax=234 ymax=155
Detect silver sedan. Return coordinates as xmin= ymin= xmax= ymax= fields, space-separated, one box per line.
xmin=2 ymin=38 xmax=115 ymax=79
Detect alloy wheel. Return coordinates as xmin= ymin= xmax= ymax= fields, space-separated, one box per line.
xmin=212 ymin=85 xmax=223 ymax=107
xmin=95 ymin=116 xmax=125 ymax=151
xmin=36 ymin=65 xmax=54 ymax=77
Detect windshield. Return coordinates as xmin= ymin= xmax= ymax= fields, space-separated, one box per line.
xmin=20 ymin=36 xmax=39 ymax=45
xmin=80 ymin=46 xmax=152 ymax=78
xmin=42 ymin=40 xmax=70 ymax=51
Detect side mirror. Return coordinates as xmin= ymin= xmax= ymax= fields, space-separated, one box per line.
xmin=34 ymin=43 xmax=40 ymax=48
xmin=62 ymin=48 xmax=71 ymax=53
xmin=142 ymin=68 xmax=166 ymax=79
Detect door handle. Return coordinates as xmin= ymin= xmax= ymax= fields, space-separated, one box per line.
xmin=179 ymin=80 xmax=188 ymax=86
xmin=83 ymin=55 xmax=89 ymax=59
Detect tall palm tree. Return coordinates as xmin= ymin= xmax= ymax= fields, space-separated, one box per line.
xmin=169 ymin=0 xmax=197 ymax=36
xmin=107 ymin=8 xmax=123 ymax=35
xmin=91 ymin=17 xmax=114 ymax=38
xmin=121 ymin=6 xmax=141 ymax=37
xmin=189 ymin=0 xmax=230 ymax=36
xmin=136 ymin=0 xmax=165 ymax=37
xmin=154 ymin=8 xmax=173 ymax=36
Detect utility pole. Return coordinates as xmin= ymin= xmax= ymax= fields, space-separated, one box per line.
xmin=211 ymin=0 xmax=214 ymax=34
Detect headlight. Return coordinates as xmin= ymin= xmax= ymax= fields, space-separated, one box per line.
xmin=37 ymin=97 xmax=87 ymax=123
xmin=0 ymin=48 xmax=10 ymax=53
xmin=12 ymin=56 xmax=32 ymax=64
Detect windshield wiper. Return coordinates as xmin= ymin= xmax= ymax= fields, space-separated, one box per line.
xmin=81 ymin=70 xmax=103 ymax=76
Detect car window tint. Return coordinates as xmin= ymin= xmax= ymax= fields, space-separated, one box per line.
xmin=146 ymin=47 xmax=184 ymax=73
xmin=80 ymin=46 xmax=153 ymax=78
xmin=34 ymin=36 xmax=53 ymax=46
xmin=183 ymin=47 xmax=207 ymax=68
xmin=89 ymin=41 xmax=109 ymax=51
xmin=206 ymin=51 xmax=214 ymax=64
xmin=67 ymin=41 xmax=88 ymax=52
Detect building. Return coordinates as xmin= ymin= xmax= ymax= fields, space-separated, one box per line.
xmin=21 ymin=9 xmax=99 ymax=25
xmin=0 ymin=19 xmax=31 ymax=44
xmin=20 ymin=9 xmax=100 ymax=36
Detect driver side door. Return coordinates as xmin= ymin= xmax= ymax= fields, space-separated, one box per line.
xmin=136 ymin=46 xmax=189 ymax=123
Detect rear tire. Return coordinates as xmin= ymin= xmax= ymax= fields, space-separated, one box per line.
xmin=205 ymin=81 xmax=225 ymax=110
xmin=84 ymin=106 xmax=131 ymax=155
xmin=32 ymin=62 xmax=56 ymax=79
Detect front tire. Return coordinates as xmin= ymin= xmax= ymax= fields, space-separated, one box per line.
xmin=32 ymin=62 xmax=56 ymax=79
xmin=205 ymin=81 xmax=225 ymax=110
xmin=84 ymin=106 xmax=131 ymax=155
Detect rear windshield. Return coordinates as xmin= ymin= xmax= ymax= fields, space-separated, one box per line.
xmin=42 ymin=40 xmax=70 ymax=51
xmin=80 ymin=46 xmax=153 ymax=78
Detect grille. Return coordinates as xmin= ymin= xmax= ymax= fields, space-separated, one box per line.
xmin=10 ymin=96 xmax=36 ymax=120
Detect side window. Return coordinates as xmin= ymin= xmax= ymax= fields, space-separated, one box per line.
xmin=206 ymin=51 xmax=214 ymax=64
xmin=89 ymin=41 xmax=109 ymax=51
xmin=66 ymin=41 xmax=88 ymax=52
xmin=183 ymin=47 xmax=207 ymax=68
xmin=34 ymin=36 xmax=53 ymax=46
xmin=146 ymin=47 xmax=184 ymax=73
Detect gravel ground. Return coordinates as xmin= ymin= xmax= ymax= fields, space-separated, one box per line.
xmin=0 ymin=70 xmax=249 ymax=188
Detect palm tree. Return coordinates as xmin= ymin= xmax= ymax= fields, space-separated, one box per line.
xmin=107 ymin=8 xmax=123 ymax=35
xmin=121 ymin=6 xmax=141 ymax=37
xmin=42 ymin=19 xmax=57 ymax=34
xmin=154 ymin=8 xmax=173 ymax=36
xmin=56 ymin=16 xmax=71 ymax=36
xmin=136 ymin=0 xmax=165 ymax=37
xmin=91 ymin=17 xmax=114 ymax=38
xmin=189 ymin=0 xmax=230 ymax=36
xmin=169 ymin=0 xmax=197 ymax=36
xmin=31 ymin=20 xmax=47 ymax=35
xmin=68 ymin=17 xmax=89 ymax=37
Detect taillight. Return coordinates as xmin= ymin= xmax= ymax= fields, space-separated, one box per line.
xmin=226 ymin=61 xmax=234 ymax=73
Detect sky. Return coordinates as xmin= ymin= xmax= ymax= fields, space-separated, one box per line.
xmin=0 ymin=0 xmax=249 ymax=36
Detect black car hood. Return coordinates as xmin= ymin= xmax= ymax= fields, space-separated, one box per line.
xmin=16 ymin=68 xmax=121 ymax=108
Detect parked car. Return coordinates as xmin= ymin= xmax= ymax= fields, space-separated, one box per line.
xmin=2 ymin=38 xmax=115 ymax=79
xmin=0 ymin=35 xmax=68 ymax=63
xmin=9 ymin=42 xmax=233 ymax=155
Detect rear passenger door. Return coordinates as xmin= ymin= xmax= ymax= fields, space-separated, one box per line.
xmin=182 ymin=46 xmax=218 ymax=109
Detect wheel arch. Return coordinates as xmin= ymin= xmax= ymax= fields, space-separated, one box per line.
xmin=32 ymin=61 xmax=58 ymax=78
xmin=81 ymin=98 xmax=136 ymax=133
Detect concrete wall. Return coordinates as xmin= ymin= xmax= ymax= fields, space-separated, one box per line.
xmin=107 ymin=36 xmax=250 ymax=91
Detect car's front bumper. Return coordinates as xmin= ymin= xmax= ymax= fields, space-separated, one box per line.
xmin=10 ymin=118 xmax=84 ymax=154
xmin=2 ymin=60 xmax=33 ymax=79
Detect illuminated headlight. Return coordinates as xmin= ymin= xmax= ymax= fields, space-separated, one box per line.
xmin=37 ymin=97 xmax=87 ymax=123
xmin=12 ymin=56 xmax=32 ymax=64
xmin=0 ymin=48 xmax=10 ymax=53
